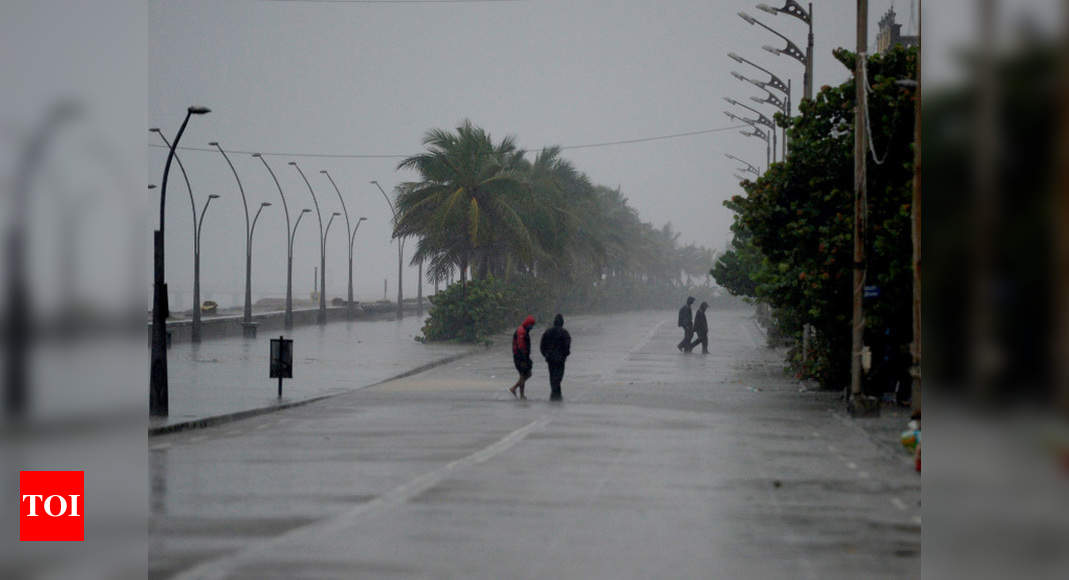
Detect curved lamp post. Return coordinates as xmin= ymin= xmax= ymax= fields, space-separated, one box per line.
xmin=151 ymin=105 xmax=210 ymax=417
xmin=320 ymin=170 xmax=356 ymax=319
xmin=739 ymin=8 xmax=812 ymax=102
xmin=209 ymin=141 xmax=259 ymax=338
xmin=194 ymin=194 xmax=221 ymax=328
xmin=252 ymin=153 xmax=296 ymax=329
xmin=150 ymin=127 xmax=205 ymax=342
xmin=290 ymin=161 xmax=327 ymax=324
xmin=290 ymin=208 xmax=312 ymax=294
xmin=724 ymin=110 xmax=771 ymax=168
xmin=345 ymin=215 xmax=368 ymax=315
xmin=733 ymin=70 xmax=791 ymax=158
xmin=725 ymin=97 xmax=777 ymax=162
xmin=756 ymin=1 xmax=813 ymax=101
xmin=370 ymin=180 xmax=405 ymax=319
xmin=729 ymin=52 xmax=792 ymax=158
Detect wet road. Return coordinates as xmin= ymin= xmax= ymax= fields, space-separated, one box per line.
xmin=149 ymin=307 xmax=920 ymax=579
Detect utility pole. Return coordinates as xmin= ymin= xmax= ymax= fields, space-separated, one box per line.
xmin=970 ymin=0 xmax=999 ymax=399
xmin=1057 ymin=0 xmax=1069 ymax=414
xmin=849 ymin=0 xmax=870 ymax=411
xmin=910 ymin=1 xmax=922 ymax=412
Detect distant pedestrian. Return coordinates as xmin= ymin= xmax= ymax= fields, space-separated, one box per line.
xmin=677 ymin=296 xmax=695 ymax=353
xmin=509 ymin=315 xmax=536 ymax=400
xmin=540 ymin=314 xmax=572 ymax=401
xmin=689 ymin=301 xmax=709 ymax=354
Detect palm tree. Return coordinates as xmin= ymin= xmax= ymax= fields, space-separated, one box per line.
xmin=395 ymin=121 xmax=535 ymax=284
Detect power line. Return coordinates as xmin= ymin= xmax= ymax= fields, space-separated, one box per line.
xmin=147 ymin=124 xmax=748 ymax=159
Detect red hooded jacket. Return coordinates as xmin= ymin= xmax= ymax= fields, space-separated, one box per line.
xmin=512 ymin=315 xmax=536 ymax=356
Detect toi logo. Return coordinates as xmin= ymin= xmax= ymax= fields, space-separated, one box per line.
xmin=19 ymin=471 xmax=84 ymax=541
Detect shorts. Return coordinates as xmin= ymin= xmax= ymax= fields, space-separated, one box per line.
xmin=513 ymin=353 xmax=533 ymax=378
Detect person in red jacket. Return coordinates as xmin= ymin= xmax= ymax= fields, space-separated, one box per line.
xmin=509 ymin=315 xmax=536 ymax=400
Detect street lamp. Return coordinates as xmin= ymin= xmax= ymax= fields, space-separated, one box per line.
xmin=194 ymin=194 xmax=221 ymax=330
xmin=739 ymin=7 xmax=812 ymax=101
xmin=252 ymin=153 xmax=295 ymax=329
xmin=725 ymin=153 xmax=760 ymax=176
xmin=726 ymin=110 xmax=770 ymax=168
xmin=290 ymin=208 xmax=312 ymax=297
xmin=209 ymin=141 xmax=258 ymax=338
xmin=350 ymin=216 xmax=368 ymax=312
xmin=370 ymin=180 xmax=405 ymax=319
xmin=290 ymin=161 xmax=327 ymax=324
xmin=151 ymin=105 xmax=209 ymax=417
xmin=724 ymin=106 xmax=773 ymax=167
xmin=729 ymin=54 xmax=792 ymax=158
xmin=320 ymin=170 xmax=355 ymax=319
xmin=150 ymin=127 xmax=204 ymax=342
xmin=725 ymin=97 xmax=777 ymax=162
xmin=756 ymin=1 xmax=813 ymax=101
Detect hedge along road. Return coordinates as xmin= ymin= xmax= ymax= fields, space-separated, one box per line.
xmin=149 ymin=305 xmax=920 ymax=579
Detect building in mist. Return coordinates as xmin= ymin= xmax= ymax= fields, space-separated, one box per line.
xmin=877 ymin=8 xmax=918 ymax=54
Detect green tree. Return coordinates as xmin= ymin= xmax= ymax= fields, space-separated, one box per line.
xmin=723 ymin=46 xmax=917 ymax=387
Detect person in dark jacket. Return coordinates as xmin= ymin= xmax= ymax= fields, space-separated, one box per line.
xmin=509 ymin=315 xmax=536 ymax=400
xmin=677 ymin=296 xmax=695 ymax=353
xmin=688 ymin=301 xmax=710 ymax=354
xmin=540 ymin=314 xmax=572 ymax=401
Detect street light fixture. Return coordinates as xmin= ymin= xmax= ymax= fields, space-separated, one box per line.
xmin=349 ymin=216 xmax=368 ymax=312
xmin=738 ymin=6 xmax=812 ymax=101
xmin=193 ymin=194 xmax=220 ymax=329
xmin=370 ymin=180 xmax=405 ymax=320
xmin=732 ymin=70 xmax=791 ymax=158
xmin=210 ymin=141 xmax=259 ymax=338
xmin=320 ymin=170 xmax=355 ymax=319
xmin=151 ymin=105 xmax=210 ymax=417
xmin=726 ymin=110 xmax=771 ymax=168
xmin=755 ymin=1 xmax=813 ymax=101
xmin=725 ymin=153 xmax=761 ymax=176
xmin=290 ymin=208 xmax=312 ymax=284
xmin=251 ymin=153 xmax=296 ymax=329
xmin=291 ymin=161 xmax=327 ymax=324
xmin=725 ymin=97 xmax=777 ymax=163
xmin=150 ymin=127 xmax=207 ymax=342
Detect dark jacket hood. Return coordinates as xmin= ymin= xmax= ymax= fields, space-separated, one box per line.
xmin=553 ymin=314 xmax=564 ymax=327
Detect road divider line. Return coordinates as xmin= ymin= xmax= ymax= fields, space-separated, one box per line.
xmin=175 ymin=416 xmax=552 ymax=580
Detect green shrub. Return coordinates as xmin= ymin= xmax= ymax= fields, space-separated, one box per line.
xmin=421 ymin=278 xmax=522 ymax=343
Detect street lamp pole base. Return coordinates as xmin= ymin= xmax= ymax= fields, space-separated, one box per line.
xmin=242 ymin=322 xmax=258 ymax=339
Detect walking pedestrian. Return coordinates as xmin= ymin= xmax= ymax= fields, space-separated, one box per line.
xmin=677 ymin=296 xmax=695 ymax=353
xmin=540 ymin=314 xmax=572 ymax=401
xmin=509 ymin=315 xmax=536 ymax=400
xmin=689 ymin=301 xmax=709 ymax=354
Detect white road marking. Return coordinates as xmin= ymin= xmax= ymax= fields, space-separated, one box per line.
xmin=255 ymin=423 xmax=270 ymax=430
xmin=188 ymin=435 xmax=205 ymax=443
xmin=846 ymin=462 xmax=857 ymax=470
xmin=176 ymin=417 xmax=552 ymax=580
xmin=891 ymin=497 xmax=908 ymax=511
xmin=149 ymin=443 xmax=171 ymax=452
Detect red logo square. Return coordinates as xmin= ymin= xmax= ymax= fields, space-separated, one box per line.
xmin=19 ymin=471 xmax=84 ymax=541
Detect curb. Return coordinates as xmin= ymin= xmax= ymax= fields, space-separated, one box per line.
xmin=149 ymin=347 xmax=485 ymax=437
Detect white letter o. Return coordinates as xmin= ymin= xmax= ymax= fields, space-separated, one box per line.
xmin=43 ymin=495 xmax=68 ymax=517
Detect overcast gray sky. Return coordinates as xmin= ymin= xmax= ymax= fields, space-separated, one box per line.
xmin=149 ymin=0 xmax=914 ymax=307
